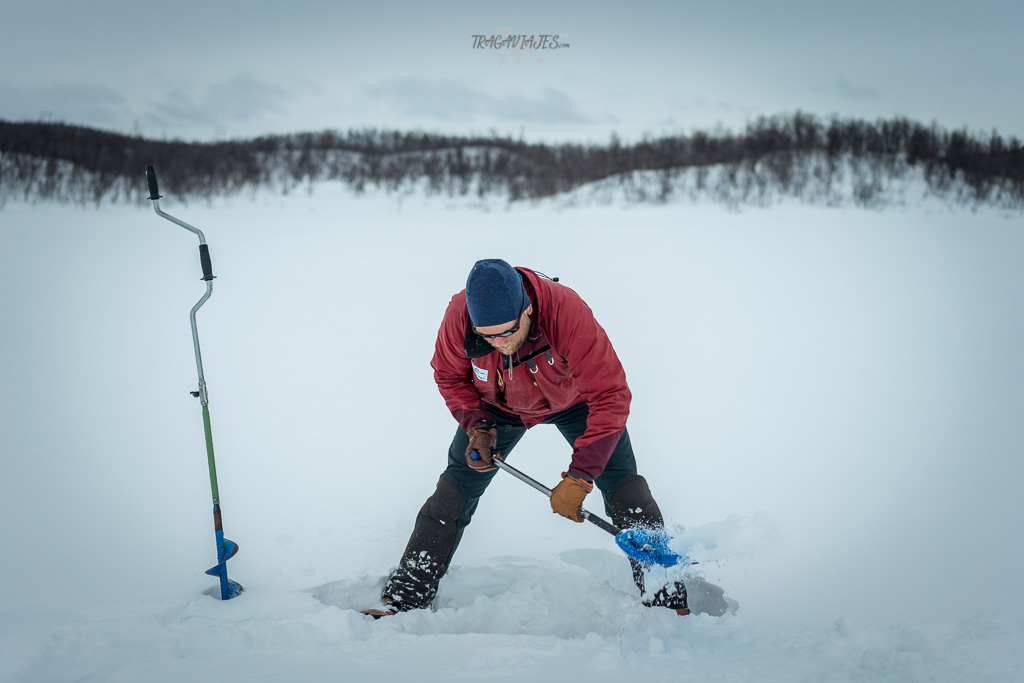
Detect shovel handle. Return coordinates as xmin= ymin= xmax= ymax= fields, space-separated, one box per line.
xmin=581 ymin=508 xmax=622 ymax=536
xmin=490 ymin=458 xmax=622 ymax=536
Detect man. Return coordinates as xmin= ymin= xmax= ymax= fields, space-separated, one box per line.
xmin=362 ymin=259 xmax=688 ymax=617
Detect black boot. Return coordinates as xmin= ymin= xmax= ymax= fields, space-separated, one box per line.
xmin=611 ymin=475 xmax=689 ymax=615
xmin=379 ymin=475 xmax=465 ymax=610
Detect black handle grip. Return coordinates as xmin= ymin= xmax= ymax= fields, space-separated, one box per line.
xmin=146 ymin=165 xmax=162 ymax=200
xmin=199 ymin=244 xmax=215 ymax=281
xmin=584 ymin=511 xmax=622 ymax=536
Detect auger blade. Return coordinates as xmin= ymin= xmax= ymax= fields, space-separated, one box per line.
xmin=217 ymin=535 xmax=239 ymax=563
xmin=205 ymin=532 xmax=243 ymax=600
xmin=204 ymin=569 xmax=243 ymax=600
xmin=615 ymin=529 xmax=683 ymax=567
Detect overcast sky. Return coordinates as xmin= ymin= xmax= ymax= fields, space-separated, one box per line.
xmin=2 ymin=0 xmax=1022 ymax=143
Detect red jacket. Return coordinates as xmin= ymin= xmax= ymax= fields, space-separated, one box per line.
xmin=431 ymin=267 xmax=631 ymax=479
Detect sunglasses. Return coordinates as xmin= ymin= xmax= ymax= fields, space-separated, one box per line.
xmin=474 ymin=286 xmax=527 ymax=339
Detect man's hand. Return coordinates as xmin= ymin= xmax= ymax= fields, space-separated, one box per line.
xmin=550 ymin=472 xmax=593 ymax=522
xmin=465 ymin=426 xmax=499 ymax=472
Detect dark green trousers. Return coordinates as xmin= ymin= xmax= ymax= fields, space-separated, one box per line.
xmin=381 ymin=403 xmax=683 ymax=610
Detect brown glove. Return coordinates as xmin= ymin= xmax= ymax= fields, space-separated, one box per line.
xmin=550 ymin=472 xmax=593 ymax=522
xmin=465 ymin=426 xmax=499 ymax=472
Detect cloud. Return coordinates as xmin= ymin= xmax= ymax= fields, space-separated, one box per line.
xmin=366 ymin=78 xmax=594 ymax=125
xmin=817 ymin=77 xmax=883 ymax=101
xmin=0 ymin=75 xmax=293 ymax=138
xmin=148 ymin=75 xmax=290 ymax=128
xmin=206 ymin=75 xmax=289 ymax=121
xmin=0 ymin=82 xmax=126 ymax=124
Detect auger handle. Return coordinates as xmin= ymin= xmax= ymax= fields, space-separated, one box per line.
xmin=146 ymin=164 xmax=162 ymax=200
xmin=146 ymin=164 xmax=215 ymax=280
xmin=199 ymin=244 xmax=215 ymax=281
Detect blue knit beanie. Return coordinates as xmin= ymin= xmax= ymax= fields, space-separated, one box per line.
xmin=466 ymin=259 xmax=532 ymax=327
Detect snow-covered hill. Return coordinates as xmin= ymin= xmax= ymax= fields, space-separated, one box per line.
xmin=1 ymin=183 xmax=1022 ymax=681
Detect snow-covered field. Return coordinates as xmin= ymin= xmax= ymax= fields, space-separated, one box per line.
xmin=2 ymin=181 xmax=1022 ymax=682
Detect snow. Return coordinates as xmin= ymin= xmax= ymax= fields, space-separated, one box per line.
xmin=1 ymin=182 xmax=1023 ymax=682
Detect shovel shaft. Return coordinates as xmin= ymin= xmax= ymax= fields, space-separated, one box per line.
xmin=491 ymin=458 xmax=551 ymax=497
xmin=490 ymin=458 xmax=622 ymax=536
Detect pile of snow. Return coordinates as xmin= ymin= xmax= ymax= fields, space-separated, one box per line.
xmin=3 ymin=555 xmax=1020 ymax=681
xmin=1 ymin=183 xmax=1022 ymax=681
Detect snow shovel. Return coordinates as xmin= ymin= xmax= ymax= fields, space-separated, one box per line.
xmin=488 ymin=457 xmax=682 ymax=567
xmin=146 ymin=165 xmax=243 ymax=600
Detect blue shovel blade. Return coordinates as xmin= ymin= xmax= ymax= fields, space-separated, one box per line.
xmin=615 ymin=529 xmax=682 ymax=567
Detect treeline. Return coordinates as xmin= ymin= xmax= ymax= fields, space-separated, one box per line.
xmin=2 ymin=113 xmax=1022 ymax=209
